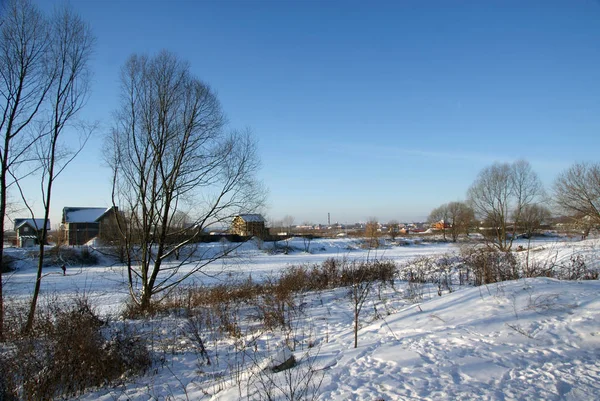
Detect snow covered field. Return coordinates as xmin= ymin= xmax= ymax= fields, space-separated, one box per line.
xmin=3 ymin=236 xmax=600 ymax=400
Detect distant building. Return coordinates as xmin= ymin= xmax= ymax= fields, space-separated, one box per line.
xmin=13 ymin=218 xmax=51 ymax=248
xmin=231 ymin=214 xmax=267 ymax=237
xmin=61 ymin=206 xmax=119 ymax=246
xmin=432 ymin=220 xmax=451 ymax=230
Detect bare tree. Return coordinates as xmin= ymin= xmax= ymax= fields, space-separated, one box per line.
xmin=467 ymin=160 xmax=543 ymax=251
xmin=553 ymin=162 xmax=600 ymax=233
xmin=429 ymin=202 xmax=474 ymax=242
xmin=364 ymin=218 xmax=380 ymax=249
xmin=301 ymin=234 xmax=313 ymax=253
xmin=446 ymin=201 xmax=475 ymax=242
xmin=107 ymin=51 xmax=264 ymax=310
xmin=344 ymin=259 xmax=392 ymax=348
xmin=511 ymin=160 xmax=544 ymax=230
xmin=22 ymin=5 xmax=95 ymax=332
xmin=0 ymin=0 xmax=54 ymax=340
xmin=387 ymin=219 xmax=400 ymax=240
xmin=519 ymin=204 xmax=551 ymax=238
xmin=428 ymin=204 xmax=449 ymax=240
xmin=350 ymin=265 xmax=372 ymax=349
xmin=282 ymin=215 xmax=295 ymax=235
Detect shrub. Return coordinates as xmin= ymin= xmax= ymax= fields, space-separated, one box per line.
xmin=460 ymin=247 xmax=518 ymax=285
xmin=43 ymin=246 xmax=99 ymax=267
xmin=559 ymin=254 xmax=599 ymax=281
xmin=2 ymin=296 xmax=150 ymax=400
xmin=398 ymin=256 xmax=433 ymax=284
xmin=1 ymin=254 xmax=15 ymax=273
xmin=149 ymin=258 xmax=397 ymax=336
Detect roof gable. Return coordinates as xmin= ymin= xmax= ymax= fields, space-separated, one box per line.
xmin=237 ymin=214 xmax=265 ymax=223
xmin=14 ymin=218 xmax=51 ymax=231
xmin=63 ymin=207 xmax=111 ymax=223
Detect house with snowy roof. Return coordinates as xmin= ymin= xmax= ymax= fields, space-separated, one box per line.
xmin=231 ymin=214 xmax=267 ymax=238
xmin=61 ymin=206 xmax=119 ymax=246
xmin=13 ymin=218 xmax=51 ymax=248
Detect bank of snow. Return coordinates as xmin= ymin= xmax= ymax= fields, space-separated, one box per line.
xmin=4 ymin=238 xmax=600 ymax=400
xmin=78 ymin=277 xmax=600 ymax=400
xmin=313 ymin=278 xmax=600 ymax=401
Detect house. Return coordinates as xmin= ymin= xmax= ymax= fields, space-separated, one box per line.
xmin=13 ymin=218 xmax=51 ymax=248
xmin=61 ymin=206 xmax=119 ymax=246
xmin=231 ymin=214 xmax=267 ymax=238
xmin=432 ymin=220 xmax=451 ymax=230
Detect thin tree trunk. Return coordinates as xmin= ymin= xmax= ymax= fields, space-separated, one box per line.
xmin=0 ymin=239 xmax=4 ymax=342
xmin=25 ymin=176 xmax=54 ymax=332
xmin=354 ymin=306 xmax=359 ymax=349
xmin=25 ymin=125 xmax=58 ymax=332
xmin=0 ymin=184 xmax=6 ymax=341
xmin=0 ymin=116 xmax=12 ymax=342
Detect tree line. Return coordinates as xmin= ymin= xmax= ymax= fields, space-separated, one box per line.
xmin=427 ymin=160 xmax=600 ymax=251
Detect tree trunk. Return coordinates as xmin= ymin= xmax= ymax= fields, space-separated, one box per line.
xmin=25 ymin=183 xmax=53 ymax=333
xmin=0 ymin=246 xmax=3 ymax=342
xmin=140 ymin=286 xmax=152 ymax=311
xmin=25 ymin=102 xmax=61 ymax=332
xmin=354 ymin=307 xmax=359 ymax=349
xmin=0 ymin=129 xmax=10 ymax=341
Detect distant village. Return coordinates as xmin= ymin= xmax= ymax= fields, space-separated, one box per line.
xmin=6 ymin=207 xmax=566 ymax=249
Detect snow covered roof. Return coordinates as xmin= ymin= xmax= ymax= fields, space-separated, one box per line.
xmin=62 ymin=207 xmax=112 ymax=223
xmin=236 ymin=214 xmax=265 ymax=223
xmin=13 ymin=218 xmax=51 ymax=231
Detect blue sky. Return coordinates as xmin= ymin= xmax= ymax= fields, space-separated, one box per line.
xmin=24 ymin=0 xmax=600 ymax=226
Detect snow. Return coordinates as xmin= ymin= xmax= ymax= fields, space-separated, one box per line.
xmin=63 ymin=207 xmax=110 ymax=223
xmin=238 ymin=214 xmax=266 ymax=223
xmin=13 ymin=218 xmax=51 ymax=230
xmin=3 ymin=237 xmax=600 ymax=400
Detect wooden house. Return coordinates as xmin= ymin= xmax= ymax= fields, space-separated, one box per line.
xmin=61 ymin=206 xmax=119 ymax=246
xmin=13 ymin=218 xmax=51 ymax=248
xmin=231 ymin=214 xmax=267 ymax=238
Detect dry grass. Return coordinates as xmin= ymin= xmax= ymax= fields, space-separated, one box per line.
xmin=1 ymin=295 xmax=150 ymax=400
xmin=124 ymin=258 xmax=397 ymax=334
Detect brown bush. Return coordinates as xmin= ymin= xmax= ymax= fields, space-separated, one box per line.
xmin=2 ymin=296 xmax=150 ymax=400
xmin=559 ymin=254 xmax=599 ymax=281
xmin=42 ymin=246 xmax=98 ymax=266
xmin=460 ymin=247 xmax=519 ymax=285
xmin=130 ymin=258 xmax=397 ymax=338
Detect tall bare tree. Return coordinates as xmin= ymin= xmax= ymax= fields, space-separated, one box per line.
xmin=107 ymin=51 xmax=264 ymax=310
xmin=22 ymin=5 xmax=95 ymax=332
xmin=0 ymin=0 xmax=54 ymax=340
xmin=553 ymin=162 xmax=600 ymax=233
xmin=467 ymin=160 xmax=543 ymax=251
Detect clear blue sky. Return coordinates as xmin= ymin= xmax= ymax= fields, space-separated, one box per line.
xmin=25 ymin=0 xmax=600 ymax=227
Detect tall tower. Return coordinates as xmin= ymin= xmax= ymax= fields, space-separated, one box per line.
xmin=328 ymin=212 xmax=330 ymax=226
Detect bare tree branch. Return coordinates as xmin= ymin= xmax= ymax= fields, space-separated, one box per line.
xmin=553 ymin=162 xmax=600 ymax=235
xmin=107 ymin=50 xmax=265 ymax=310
